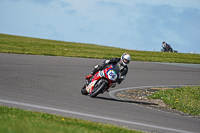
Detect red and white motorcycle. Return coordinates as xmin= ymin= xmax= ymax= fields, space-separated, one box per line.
xmin=81 ymin=64 xmax=119 ymax=98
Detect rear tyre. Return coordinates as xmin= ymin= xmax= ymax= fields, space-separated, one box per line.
xmin=169 ymin=48 xmax=173 ymax=52
xmin=81 ymin=84 xmax=88 ymax=95
xmin=90 ymin=81 xmax=108 ymax=98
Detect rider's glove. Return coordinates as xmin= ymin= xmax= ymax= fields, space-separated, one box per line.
xmin=110 ymin=83 xmax=116 ymax=88
xmin=117 ymin=75 xmax=126 ymax=84
xmin=117 ymin=79 xmax=122 ymax=84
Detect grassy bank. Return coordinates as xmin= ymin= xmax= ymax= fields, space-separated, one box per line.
xmin=148 ymin=86 xmax=200 ymax=116
xmin=1 ymin=33 xmax=200 ymax=64
xmin=0 ymin=106 xmax=142 ymax=133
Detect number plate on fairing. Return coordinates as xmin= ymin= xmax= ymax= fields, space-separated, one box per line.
xmin=107 ymin=70 xmax=117 ymax=81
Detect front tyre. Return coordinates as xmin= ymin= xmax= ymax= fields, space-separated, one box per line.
xmin=169 ymin=47 xmax=173 ymax=52
xmin=90 ymin=81 xmax=108 ymax=98
xmin=81 ymin=84 xmax=88 ymax=95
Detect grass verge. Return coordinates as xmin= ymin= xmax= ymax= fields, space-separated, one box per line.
xmin=0 ymin=106 xmax=142 ymax=133
xmin=1 ymin=33 xmax=200 ymax=64
xmin=148 ymin=86 xmax=200 ymax=116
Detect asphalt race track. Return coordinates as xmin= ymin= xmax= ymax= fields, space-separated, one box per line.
xmin=0 ymin=53 xmax=200 ymax=133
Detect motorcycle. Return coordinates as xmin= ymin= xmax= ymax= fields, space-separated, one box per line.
xmin=161 ymin=44 xmax=173 ymax=52
xmin=161 ymin=44 xmax=177 ymax=52
xmin=81 ymin=64 xmax=119 ymax=98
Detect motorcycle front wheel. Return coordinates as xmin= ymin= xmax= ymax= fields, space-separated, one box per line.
xmin=81 ymin=84 xmax=88 ymax=95
xmin=90 ymin=81 xmax=108 ymax=98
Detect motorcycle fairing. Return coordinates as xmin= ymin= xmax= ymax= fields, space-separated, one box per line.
xmin=86 ymin=80 xmax=97 ymax=93
xmin=86 ymin=72 xmax=101 ymax=93
xmin=86 ymin=65 xmax=118 ymax=94
xmin=99 ymin=70 xmax=104 ymax=77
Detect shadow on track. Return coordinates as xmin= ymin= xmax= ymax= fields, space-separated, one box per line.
xmin=95 ymin=96 xmax=158 ymax=106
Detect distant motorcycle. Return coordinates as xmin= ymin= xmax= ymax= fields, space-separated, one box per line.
xmin=161 ymin=44 xmax=177 ymax=52
xmin=81 ymin=64 xmax=119 ymax=98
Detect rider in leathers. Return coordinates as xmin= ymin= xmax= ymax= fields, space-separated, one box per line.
xmin=85 ymin=53 xmax=131 ymax=86
xmin=162 ymin=41 xmax=171 ymax=52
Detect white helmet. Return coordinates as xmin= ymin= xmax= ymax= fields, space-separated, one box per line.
xmin=121 ymin=53 xmax=131 ymax=66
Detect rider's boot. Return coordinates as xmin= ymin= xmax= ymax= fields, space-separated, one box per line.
xmin=85 ymin=74 xmax=93 ymax=81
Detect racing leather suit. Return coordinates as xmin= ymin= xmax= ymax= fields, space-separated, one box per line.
xmin=90 ymin=58 xmax=128 ymax=84
xmin=162 ymin=43 xmax=170 ymax=52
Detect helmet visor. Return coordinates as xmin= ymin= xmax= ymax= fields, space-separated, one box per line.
xmin=123 ymin=58 xmax=130 ymax=64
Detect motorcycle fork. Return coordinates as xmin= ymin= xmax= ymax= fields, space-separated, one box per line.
xmin=100 ymin=79 xmax=110 ymax=93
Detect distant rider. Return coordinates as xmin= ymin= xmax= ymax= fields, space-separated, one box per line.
xmin=162 ymin=41 xmax=171 ymax=52
xmin=85 ymin=53 xmax=131 ymax=86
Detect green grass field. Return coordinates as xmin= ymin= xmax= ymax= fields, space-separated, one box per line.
xmin=0 ymin=106 xmax=142 ymax=133
xmin=1 ymin=33 xmax=200 ymax=64
xmin=0 ymin=33 xmax=200 ymax=132
xmin=148 ymin=86 xmax=200 ymax=116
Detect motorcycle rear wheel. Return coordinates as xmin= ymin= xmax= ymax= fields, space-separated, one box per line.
xmin=90 ymin=81 xmax=108 ymax=98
